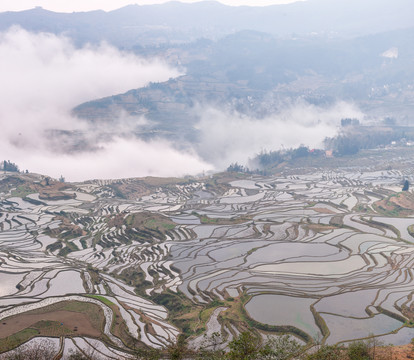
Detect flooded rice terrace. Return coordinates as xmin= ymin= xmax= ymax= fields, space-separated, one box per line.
xmin=1 ymin=166 xmax=414 ymax=357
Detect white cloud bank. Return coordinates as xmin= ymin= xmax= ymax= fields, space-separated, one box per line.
xmin=13 ymin=138 xmax=210 ymax=182
xmin=0 ymin=26 xmax=180 ymax=137
xmin=0 ymin=27 xmax=364 ymax=181
xmin=0 ymin=27 xmax=211 ymax=181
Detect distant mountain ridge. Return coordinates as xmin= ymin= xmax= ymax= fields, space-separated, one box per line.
xmin=0 ymin=0 xmax=413 ymax=46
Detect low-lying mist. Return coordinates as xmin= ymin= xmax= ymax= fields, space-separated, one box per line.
xmin=195 ymin=101 xmax=365 ymax=169
xmin=0 ymin=27 xmax=211 ymax=181
xmin=1 ymin=27 xmax=366 ymax=181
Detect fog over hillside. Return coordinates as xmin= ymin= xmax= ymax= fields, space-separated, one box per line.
xmin=1 ymin=0 xmax=413 ymax=179
xmin=0 ymin=27 xmax=210 ymax=180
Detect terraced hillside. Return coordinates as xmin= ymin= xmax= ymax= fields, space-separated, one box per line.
xmin=1 ymin=165 xmax=414 ymax=357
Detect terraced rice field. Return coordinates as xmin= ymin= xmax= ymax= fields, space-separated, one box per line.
xmin=1 ymin=166 xmax=414 ymax=357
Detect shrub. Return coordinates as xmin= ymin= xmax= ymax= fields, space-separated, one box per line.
xmin=347 ymin=341 xmax=370 ymax=360
xmin=305 ymin=345 xmax=342 ymax=360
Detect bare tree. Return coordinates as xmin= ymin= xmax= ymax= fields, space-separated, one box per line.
xmin=0 ymin=339 xmax=55 ymax=360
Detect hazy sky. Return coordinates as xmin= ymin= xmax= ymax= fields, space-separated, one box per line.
xmin=0 ymin=0 xmax=305 ymax=13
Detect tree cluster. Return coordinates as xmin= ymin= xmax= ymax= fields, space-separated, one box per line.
xmin=250 ymin=146 xmax=324 ymax=172
xmin=1 ymin=160 xmax=19 ymax=172
xmin=227 ymin=163 xmax=251 ymax=173
xmin=238 ymin=125 xmax=414 ymax=174
xmin=325 ymin=126 xmax=414 ymax=157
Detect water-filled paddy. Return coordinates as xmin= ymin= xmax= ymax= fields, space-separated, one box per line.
xmin=245 ymin=294 xmax=321 ymax=338
xmin=0 ymin=273 xmax=25 ymax=297
xmin=315 ymin=289 xmax=378 ymax=317
xmin=246 ymin=242 xmax=341 ymax=264
xmin=377 ymin=326 xmax=414 ymax=346
xmin=323 ymin=313 xmax=403 ymax=344
xmin=252 ymin=256 xmax=367 ymax=276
